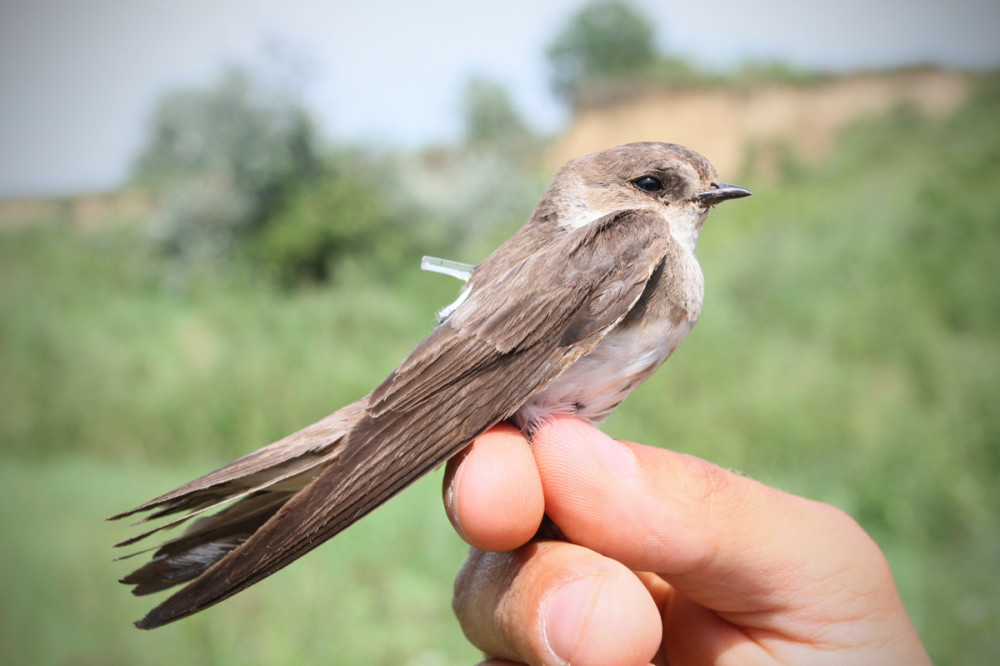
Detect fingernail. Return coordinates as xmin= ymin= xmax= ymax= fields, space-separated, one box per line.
xmin=572 ymin=421 xmax=639 ymax=478
xmin=444 ymin=466 xmax=468 ymax=541
xmin=542 ymin=576 xmax=602 ymax=664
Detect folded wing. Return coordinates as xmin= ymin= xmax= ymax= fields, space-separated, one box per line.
xmin=118 ymin=210 xmax=670 ymax=628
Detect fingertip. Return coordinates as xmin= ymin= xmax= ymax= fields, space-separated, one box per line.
xmin=529 ymin=418 xmax=651 ymax=558
xmin=534 ymin=417 xmax=639 ymax=479
xmin=445 ymin=423 xmax=544 ymax=552
xmin=528 ymin=417 xmax=730 ymax=576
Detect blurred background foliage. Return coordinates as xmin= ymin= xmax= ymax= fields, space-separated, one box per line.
xmin=547 ymin=0 xmax=658 ymax=103
xmin=132 ymin=66 xmax=322 ymax=266
xmin=1 ymin=2 xmax=998 ymax=664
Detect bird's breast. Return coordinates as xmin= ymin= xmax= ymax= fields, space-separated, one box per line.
xmin=513 ymin=251 xmax=703 ymax=430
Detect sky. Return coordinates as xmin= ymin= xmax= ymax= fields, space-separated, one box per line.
xmin=0 ymin=0 xmax=998 ymax=198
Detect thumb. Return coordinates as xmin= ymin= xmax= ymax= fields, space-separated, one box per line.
xmin=531 ymin=417 xmax=894 ymax=617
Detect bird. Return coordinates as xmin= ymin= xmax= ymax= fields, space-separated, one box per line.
xmin=111 ymin=141 xmax=751 ymax=629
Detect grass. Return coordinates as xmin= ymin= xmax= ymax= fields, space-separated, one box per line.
xmin=2 ymin=74 xmax=999 ymax=664
xmin=0 ymin=456 xmax=478 ymax=665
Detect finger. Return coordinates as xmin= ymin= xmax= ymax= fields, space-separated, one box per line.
xmin=453 ymin=541 xmax=661 ymax=666
xmin=444 ymin=423 xmax=544 ymax=552
xmin=531 ymin=418 xmax=896 ymax=619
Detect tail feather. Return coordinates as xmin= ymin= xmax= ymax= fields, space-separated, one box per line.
xmin=113 ymin=399 xmax=366 ymax=598
xmin=109 ymin=399 xmax=366 ymax=522
xmin=120 ymin=491 xmax=293 ymax=595
xmin=113 ymin=461 xmax=334 ymax=549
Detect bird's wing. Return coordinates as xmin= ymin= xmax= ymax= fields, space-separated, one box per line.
xmin=110 ymin=399 xmax=367 ymax=545
xmin=110 ymin=400 xmax=366 ymax=598
xmin=127 ymin=210 xmax=671 ymax=628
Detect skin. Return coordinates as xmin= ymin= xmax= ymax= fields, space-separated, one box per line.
xmin=444 ymin=417 xmax=931 ymax=666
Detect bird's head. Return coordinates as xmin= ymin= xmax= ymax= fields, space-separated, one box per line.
xmin=544 ymin=142 xmax=751 ymax=252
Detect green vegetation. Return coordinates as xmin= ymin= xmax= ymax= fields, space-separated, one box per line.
xmin=546 ymin=0 xmax=658 ymax=102
xmin=545 ymin=0 xmax=828 ymax=105
xmin=2 ymin=75 xmax=998 ymax=665
xmin=460 ymin=75 xmax=536 ymax=154
xmin=133 ymin=65 xmax=322 ymax=266
xmin=129 ymin=63 xmax=541 ymax=290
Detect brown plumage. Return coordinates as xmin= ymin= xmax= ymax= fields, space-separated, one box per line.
xmin=111 ymin=142 xmax=750 ymax=629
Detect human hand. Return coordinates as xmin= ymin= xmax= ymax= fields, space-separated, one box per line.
xmin=443 ymin=417 xmax=930 ymax=666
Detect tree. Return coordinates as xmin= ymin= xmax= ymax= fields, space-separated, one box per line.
xmin=461 ymin=75 xmax=532 ymax=151
xmin=132 ymin=65 xmax=321 ymax=261
xmin=249 ymin=152 xmax=405 ymax=285
xmin=546 ymin=0 xmax=658 ymax=104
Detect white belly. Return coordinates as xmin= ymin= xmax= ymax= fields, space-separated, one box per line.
xmin=513 ymin=317 xmax=695 ymax=429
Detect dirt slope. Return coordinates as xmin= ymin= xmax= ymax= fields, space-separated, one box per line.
xmin=548 ymin=69 xmax=971 ymax=179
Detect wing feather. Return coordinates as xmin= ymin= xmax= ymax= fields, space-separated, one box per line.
xmin=111 ymin=399 xmax=366 ymax=523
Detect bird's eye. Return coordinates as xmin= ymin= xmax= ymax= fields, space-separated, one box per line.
xmin=632 ymin=175 xmax=664 ymax=193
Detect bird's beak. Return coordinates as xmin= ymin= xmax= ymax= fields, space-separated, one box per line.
xmin=695 ymin=182 xmax=753 ymax=205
